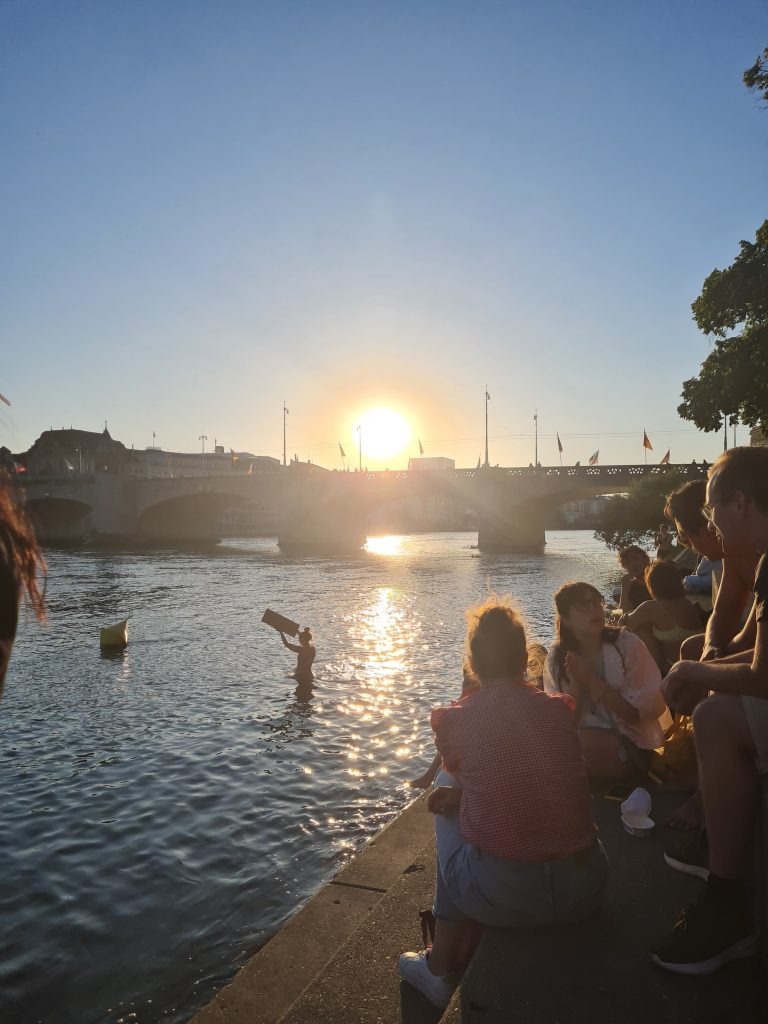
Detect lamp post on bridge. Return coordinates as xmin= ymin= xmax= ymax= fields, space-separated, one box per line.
xmin=484 ymin=387 xmax=490 ymax=468
xmin=283 ymin=402 xmax=289 ymax=467
xmin=357 ymin=423 xmax=362 ymax=471
xmin=199 ymin=433 xmax=207 ymax=472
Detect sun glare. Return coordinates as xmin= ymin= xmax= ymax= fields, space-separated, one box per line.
xmin=355 ymin=408 xmax=412 ymax=462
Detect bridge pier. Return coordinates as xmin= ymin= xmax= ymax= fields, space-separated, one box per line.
xmin=277 ymin=474 xmax=367 ymax=554
xmin=477 ymin=507 xmax=546 ymax=553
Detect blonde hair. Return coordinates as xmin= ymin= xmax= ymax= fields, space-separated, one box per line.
xmin=465 ymin=595 xmax=527 ymax=682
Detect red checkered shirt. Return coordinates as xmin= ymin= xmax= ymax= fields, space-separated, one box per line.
xmin=431 ymin=681 xmax=596 ymax=861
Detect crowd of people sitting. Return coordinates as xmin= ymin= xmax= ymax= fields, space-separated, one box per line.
xmin=402 ymin=445 xmax=768 ymax=1007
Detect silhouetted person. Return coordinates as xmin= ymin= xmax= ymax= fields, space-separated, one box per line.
xmin=280 ymin=626 xmax=315 ymax=685
xmin=0 ymin=476 xmax=46 ymax=702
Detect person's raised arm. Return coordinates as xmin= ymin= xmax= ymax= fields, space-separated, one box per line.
xmin=280 ymin=632 xmax=301 ymax=653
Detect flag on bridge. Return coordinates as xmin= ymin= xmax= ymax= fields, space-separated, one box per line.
xmin=339 ymin=442 xmax=346 ymax=459
xmin=14 ymin=463 xmax=26 ymax=473
xmin=65 ymin=459 xmax=75 ymax=472
xmin=557 ymin=432 xmax=563 ymax=454
xmin=660 ymin=450 xmax=670 ymax=465
xmin=419 ymin=439 xmax=424 ymax=455
xmin=588 ymin=450 xmax=599 ymax=465
xmin=0 ymin=392 xmax=10 ymax=407
xmin=643 ymin=430 xmax=653 ymax=451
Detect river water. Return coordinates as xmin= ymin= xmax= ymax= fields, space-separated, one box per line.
xmin=1 ymin=531 xmax=621 ymax=1024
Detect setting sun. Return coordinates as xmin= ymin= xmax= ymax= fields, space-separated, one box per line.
xmin=354 ymin=408 xmax=412 ymax=462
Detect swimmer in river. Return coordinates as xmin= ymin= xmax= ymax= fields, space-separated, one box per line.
xmin=280 ymin=627 xmax=315 ymax=685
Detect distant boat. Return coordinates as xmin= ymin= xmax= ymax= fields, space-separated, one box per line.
xmin=100 ymin=618 xmax=129 ymax=649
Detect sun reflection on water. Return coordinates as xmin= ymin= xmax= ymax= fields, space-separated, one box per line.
xmin=365 ymin=535 xmax=404 ymax=557
xmin=337 ymin=584 xmax=417 ymax=780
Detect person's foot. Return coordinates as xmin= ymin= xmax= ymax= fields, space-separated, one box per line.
xmin=665 ymin=789 xmax=703 ymax=831
xmin=663 ymin=828 xmax=710 ymax=881
xmin=399 ymin=950 xmax=456 ymax=1008
xmin=651 ymin=885 xmax=758 ymax=975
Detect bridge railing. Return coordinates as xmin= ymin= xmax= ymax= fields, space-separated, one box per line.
xmin=337 ymin=464 xmax=707 ymax=483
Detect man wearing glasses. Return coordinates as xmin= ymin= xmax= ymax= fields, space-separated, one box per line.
xmin=653 ymin=446 xmax=768 ymax=976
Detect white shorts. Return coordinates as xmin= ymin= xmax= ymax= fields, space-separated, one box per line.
xmin=742 ymin=695 xmax=768 ymax=774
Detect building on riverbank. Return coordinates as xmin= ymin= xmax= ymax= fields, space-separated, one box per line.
xmin=22 ymin=427 xmax=280 ymax=479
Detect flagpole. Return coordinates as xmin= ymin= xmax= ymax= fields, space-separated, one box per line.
xmin=282 ymin=402 xmax=288 ymax=467
xmin=357 ymin=424 xmax=362 ymax=471
xmin=484 ymin=386 xmax=489 ymax=469
xmin=534 ymin=410 xmax=538 ymax=466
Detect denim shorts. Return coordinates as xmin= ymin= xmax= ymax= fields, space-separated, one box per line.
xmin=432 ymin=770 xmax=609 ymax=927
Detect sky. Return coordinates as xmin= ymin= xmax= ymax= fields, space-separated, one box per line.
xmin=1 ymin=0 xmax=767 ymax=469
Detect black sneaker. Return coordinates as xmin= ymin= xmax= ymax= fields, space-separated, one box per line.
xmin=651 ymin=891 xmax=759 ymax=976
xmin=663 ymin=828 xmax=710 ymax=881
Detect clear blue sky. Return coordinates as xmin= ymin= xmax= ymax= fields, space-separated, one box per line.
xmin=1 ymin=0 xmax=766 ymax=467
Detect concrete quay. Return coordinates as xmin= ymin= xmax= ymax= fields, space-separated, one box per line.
xmin=187 ymin=783 xmax=765 ymax=1024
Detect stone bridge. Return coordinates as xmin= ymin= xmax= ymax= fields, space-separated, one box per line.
xmin=21 ymin=463 xmax=706 ymax=553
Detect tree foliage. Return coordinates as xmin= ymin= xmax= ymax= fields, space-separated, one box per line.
xmin=679 ymin=220 xmax=768 ymax=433
xmin=678 ymin=49 xmax=768 ymax=435
xmin=744 ymin=47 xmax=768 ymax=105
xmin=593 ymin=469 xmax=689 ymax=550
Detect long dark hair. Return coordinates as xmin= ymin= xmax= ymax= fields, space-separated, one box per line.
xmin=551 ymin=581 xmax=620 ymax=689
xmin=0 ymin=475 xmax=47 ymax=636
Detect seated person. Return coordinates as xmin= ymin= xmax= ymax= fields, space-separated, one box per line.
xmin=399 ymin=598 xmax=609 ymax=1008
xmin=665 ymin=478 xmax=757 ymax=663
xmin=620 ymin=560 xmax=702 ymax=673
xmin=408 ymin=644 xmax=550 ymax=790
xmin=617 ymin=545 xmax=651 ymax=611
xmin=683 ymin=556 xmax=720 ymax=594
xmin=543 ymin=582 xmax=667 ymax=779
xmin=654 ymin=447 xmax=768 ymax=976
xmin=661 ymin=477 xmax=758 ymax=830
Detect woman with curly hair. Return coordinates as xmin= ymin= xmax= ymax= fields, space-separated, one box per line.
xmin=0 ymin=475 xmax=46 ymax=700
xmin=399 ymin=597 xmax=608 ymax=1008
xmin=543 ymin=581 xmax=667 ymax=780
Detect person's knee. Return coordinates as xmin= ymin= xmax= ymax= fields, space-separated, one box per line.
xmin=693 ymin=694 xmax=747 ymax=748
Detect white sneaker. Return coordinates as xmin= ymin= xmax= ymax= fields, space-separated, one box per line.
xmin=399 ymin=950 xmax=456 ymax=1009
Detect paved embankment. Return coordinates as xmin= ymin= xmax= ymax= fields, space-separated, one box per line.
xmin=188 ymin=792 xmax=436 ymax=1024
xmin=190 ymin=783 xmax=767 ymax=1024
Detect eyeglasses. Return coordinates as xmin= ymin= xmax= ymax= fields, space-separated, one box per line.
xmin=701 ymin=496 xmax=727 ymax=524
xmin=572 ymin=595 xmax=605 ymax=611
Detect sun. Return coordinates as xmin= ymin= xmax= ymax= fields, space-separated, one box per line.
xmin=355 ymin=408 xmax=412 ymax=461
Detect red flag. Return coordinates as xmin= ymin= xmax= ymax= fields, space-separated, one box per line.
xmin=643 ymin=430 xmax=653 ymax=451
xmin=557 ymin=432 xmax=563 ymax=454
xmin=588 ymin=449 xmax=599 ymax=465
xmin=339 ymin=442 xmax=346 ymax=459
xmin=660 ymin=450 xmax=670 ymax=465
xmin=418 ymin=439 xmax=424 ymax=455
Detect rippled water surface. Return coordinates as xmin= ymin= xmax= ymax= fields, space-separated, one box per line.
xmin=2 ymin=531 xmax=620 ymax=1024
